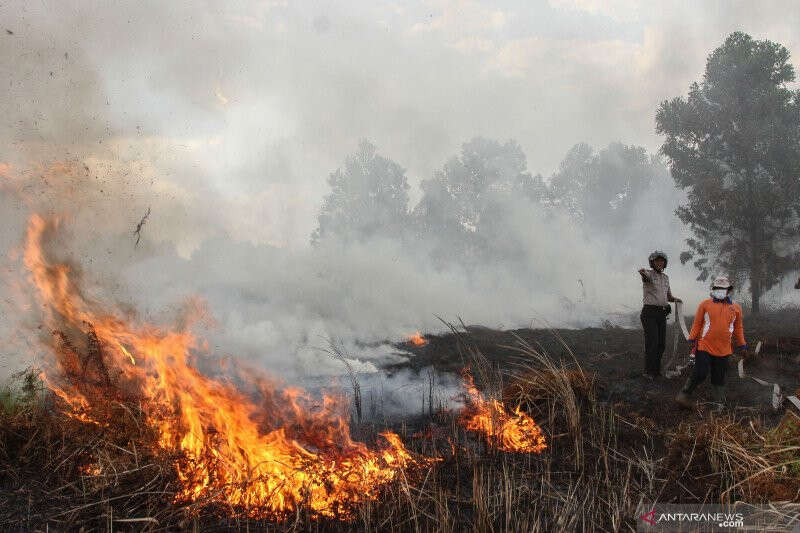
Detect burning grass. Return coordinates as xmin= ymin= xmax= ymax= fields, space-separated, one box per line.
xmin=3 ymin=337 xmax=798 ymax=530
xmin=459 ymin=369 xmax=547 ymax=453
xmin=406 ymin=332 xmax=427 ymax=347
xmin=2 ymin=214 xmax=799 ymax=530
xmin=0 ymin=355 xmax=648 ymax=531
xmin=5 ymin=214 xmax=438 ymax=525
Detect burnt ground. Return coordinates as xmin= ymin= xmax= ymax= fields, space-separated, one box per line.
xmin=388 ymin=309 xmax=800 ymax=431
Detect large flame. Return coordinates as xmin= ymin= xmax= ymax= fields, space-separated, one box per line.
xmin=460 ymin=371 xmax=547 ymax=454
xmin=23 ymin=214 xmax=433 ymax=519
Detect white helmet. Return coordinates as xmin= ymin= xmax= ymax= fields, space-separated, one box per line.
xmin=710 ymin=275 xmax=733 ymax=289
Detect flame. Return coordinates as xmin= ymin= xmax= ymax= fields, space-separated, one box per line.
xmin=23 ymin=214 xmax=434 ymax=519
xmin=80 ymin=464 xmax=102 ymax=476
xmin=407 ymin=331 xmax=427 ymax=346
xmin=460 ymin=371 xmax=547 ymax=454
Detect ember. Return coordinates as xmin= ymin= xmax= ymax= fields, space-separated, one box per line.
xmin=24 ymin=215 xmax=435 ymax=519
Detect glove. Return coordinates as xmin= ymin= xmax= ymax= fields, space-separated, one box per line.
xmin=735 ymin=344 xmax=748 ymax=353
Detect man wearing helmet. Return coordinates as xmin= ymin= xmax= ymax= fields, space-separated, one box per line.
xmin=638 ymin=251 xmax=681 ymax=379
xmin=675 ymin=275 xmax=747 ymax=408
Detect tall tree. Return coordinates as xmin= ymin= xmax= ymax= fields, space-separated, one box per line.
xmin=312 ymin=140 xmax=410 ymax=245
xmin=549 ymin=142 xmax=663 ymax=231
xmin=413 ymin=137 xmax=538 ymax=263
xmin=549 ymin=142 xmax=594 ymax=220
xmin=656 ymin=32 xmax=800 ymax=313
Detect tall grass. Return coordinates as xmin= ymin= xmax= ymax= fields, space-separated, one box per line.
xmin=1 ymin=331 xmax=797 ymax=531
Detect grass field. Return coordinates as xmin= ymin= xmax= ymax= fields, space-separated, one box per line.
xmin=1 ymin=312 xmax=798 ymax=531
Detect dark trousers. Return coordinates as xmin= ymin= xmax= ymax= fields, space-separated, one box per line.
xmin=640 ymin=305 xmax=667 ymax=376
xmin=685 ymin=350 xmax=729 ymax=393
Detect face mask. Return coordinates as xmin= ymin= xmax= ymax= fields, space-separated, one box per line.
xmin=711 ymin=289 xmax=728 ymax=300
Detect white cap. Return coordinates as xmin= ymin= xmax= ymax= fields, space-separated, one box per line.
xmin=711 ymin=275 xmax=732 ymax=289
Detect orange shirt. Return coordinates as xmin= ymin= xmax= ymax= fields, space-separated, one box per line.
xmin=688 ymin=298 xmax=746 ymax=357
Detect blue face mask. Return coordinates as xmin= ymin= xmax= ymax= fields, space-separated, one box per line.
xmin=711 ymin=289 xmax=728 ymax=300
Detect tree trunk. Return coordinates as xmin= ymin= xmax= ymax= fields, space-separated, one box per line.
xmin=749 ymin=215 xmax=762 ymax=315
xmin=750 ymin=239 xmax=761 ymax=315
xmin=751 ymin=277 xmax=761 ymax=315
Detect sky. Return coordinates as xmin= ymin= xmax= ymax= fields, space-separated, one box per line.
xmin=2 ymin=0 xmax=798 ymax=246
xmin=1 ymin=0 xmax=799 ymax=386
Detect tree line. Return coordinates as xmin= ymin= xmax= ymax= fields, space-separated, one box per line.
xmin=313 ymin=32 xmax=800 ymax=314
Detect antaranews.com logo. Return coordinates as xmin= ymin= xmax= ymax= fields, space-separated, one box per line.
xmin=636 ymin=503 xmax=799 ymax=532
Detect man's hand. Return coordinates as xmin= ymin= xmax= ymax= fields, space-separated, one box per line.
xmin=735 ymin=344 xmax=748 ymax=356
xmin=638 ymin=268 xmax=650 ymax=282
xmin=673 ymin=297 xmax=682 ymax=303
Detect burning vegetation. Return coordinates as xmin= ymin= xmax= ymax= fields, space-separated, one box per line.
xmin=407 ymin=331 xmax=427 ymax=346
xmin=23 ymin=214 xmax=436 ymax=519
xmin=7 ymin=214 xmax=554 ymax=528
xmin=460 ymin=370 xmax=547 ymax=453
xmin=1 ymin=215 xmax=798 ymax=530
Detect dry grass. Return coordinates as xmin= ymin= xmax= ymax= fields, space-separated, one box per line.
xmin=663 ymin=409 xmax=800 ymax=506
xmin=1 ymin=328 xmax=797 ymax=531
xmin=0 ymin=391 xmax=183 ymax=531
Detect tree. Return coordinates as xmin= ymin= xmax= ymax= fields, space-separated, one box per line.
xmin=412 ymin=137 xmax=539 ymax=263
xmin=549 ymin=142 xmax=663 ymax=231
xmin=549 ymin=142 xmax=594 ymax=220
xmin=312 ymin=140 xmax=410 ymax=245
xmin=656 ymin=32 xmax=800 ymax=313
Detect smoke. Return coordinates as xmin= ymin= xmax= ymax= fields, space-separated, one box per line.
xmin=2 ymin=1 xmax=799 ymax=389
xmin=0 ymin=151 xmax=695 ymax=385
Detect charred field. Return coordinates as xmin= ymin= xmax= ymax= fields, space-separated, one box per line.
xmin=2 ymin=308 xmax=800 ymax=532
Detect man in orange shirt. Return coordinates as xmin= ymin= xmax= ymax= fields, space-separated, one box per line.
xmin=675 ymin=275 xmax=747 ymax=408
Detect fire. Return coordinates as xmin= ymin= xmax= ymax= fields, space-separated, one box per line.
xmin=80 ymin=464 xmax=102 ymax=476
xmin=460 ymin=371 xmax=547 ymax=454
xmin=23 ymin=215 xmax=434 ymax=519
xmin=407 ymin=331 xmax=427 ymax=346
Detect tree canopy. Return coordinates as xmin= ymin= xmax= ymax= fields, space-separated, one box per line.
xmin=656 ymin=31 xmax=800 ymax=312
xmin=311 ymin=140 xmax=410 ymax=245
xmin=549 ymin=142 xmax=664 ymax=232
xmin=412 ymin=137 xmax=543 ymax=264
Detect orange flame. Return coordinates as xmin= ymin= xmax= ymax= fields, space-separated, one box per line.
xmin=23 ymin=214 xmax=434 ymax=519
xmin=407 ymin=331 xmax=427 ymax=346
xmin=80 ymin=464 xmax=102 ymax=476
xmin=460 ymin=371 xmax=547 ymax=454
